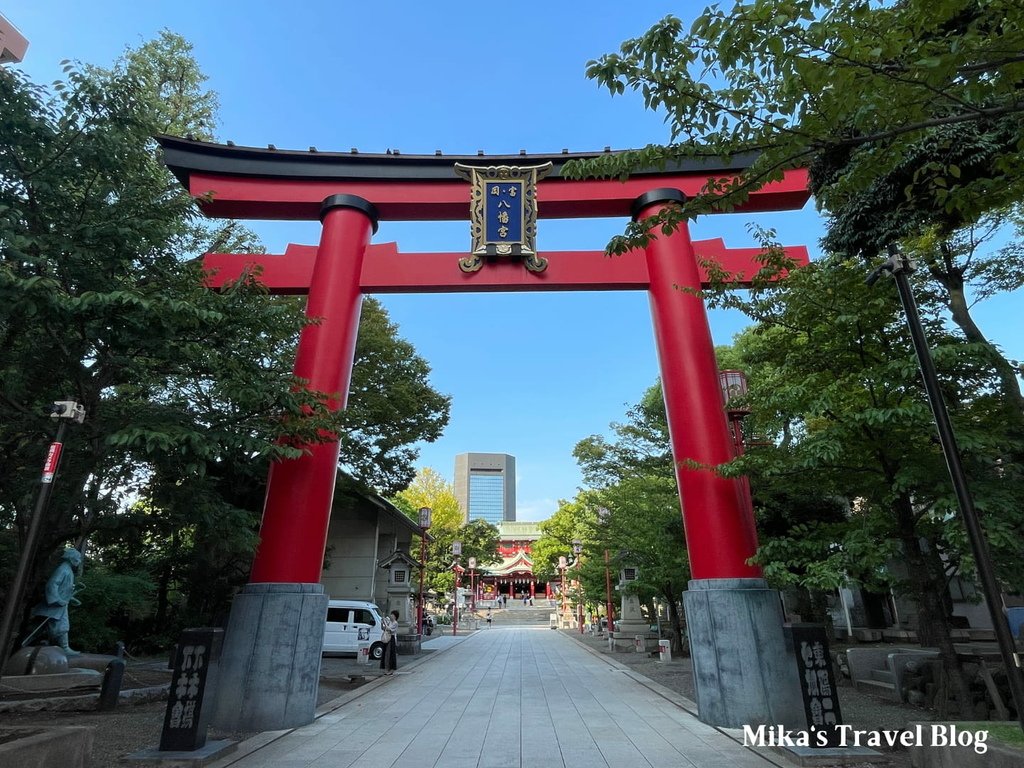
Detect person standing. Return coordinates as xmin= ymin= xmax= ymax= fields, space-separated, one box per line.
xmin=380 ymin=610 xmax=399 ymax=676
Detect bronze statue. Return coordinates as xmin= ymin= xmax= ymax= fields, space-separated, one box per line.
xmin=31 ymin=548 xmax=83 ymax=655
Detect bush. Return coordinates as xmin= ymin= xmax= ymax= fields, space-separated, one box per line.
xmin=68 ymin=567 xmax=155 ymax=653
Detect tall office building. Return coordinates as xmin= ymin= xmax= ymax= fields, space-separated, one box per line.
xmin=454 ymin=453 xmax=516 ymax=524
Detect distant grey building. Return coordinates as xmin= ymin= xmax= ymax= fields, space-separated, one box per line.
xmin=454 ymin=453 xmax=516 ymax=524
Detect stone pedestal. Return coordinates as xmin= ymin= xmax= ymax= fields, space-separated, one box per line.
xmin=211 ymin=583 xmax=327 ymax=732
xmin=614 ymin=593 xmax=649 ymax=651
xmin=683 ymin=578 xmax=804 ymax=729
xmin=396 ymin=633 xmax=422 ymax=656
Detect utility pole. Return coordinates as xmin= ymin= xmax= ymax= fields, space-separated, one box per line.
xmin=0 ymin=400 xmax=86 ymax=669
xmin=868 ymin=247 xmax=1024 ymax=733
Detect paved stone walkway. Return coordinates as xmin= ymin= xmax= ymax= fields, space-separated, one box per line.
xmin=210 ymin=627 xmax=778 ymax=768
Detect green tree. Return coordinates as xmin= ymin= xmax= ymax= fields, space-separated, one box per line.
xmin=568 ymin=383 xmax=692 ymax=652
xmin=392 ymin=467 xmax=463 ymax=529
xmin=568 ymin=1 xmax=1024 ymax=228
xmin=566 ymin=1 xmax=1024 ymax=425
xmin=0 ymin=35 xmax=450 ymax=651
xmin=715 ymin=253 xmax=1024 ymax=714
xmin=392 ymin=468 xmax=497 ymax=611
xmin=533 ymin=496 xmax=594 ymax=584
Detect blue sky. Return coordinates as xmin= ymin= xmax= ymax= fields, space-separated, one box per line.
xmin=7 ymin=2 xmax=1021 ymax=521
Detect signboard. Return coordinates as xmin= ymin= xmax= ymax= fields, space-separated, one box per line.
xmin=452 ymin=541 xmax=462 ymax=556
xmin=453 ymin=162 xmax=552 ymax=273
xmin=786 ymin=624 xmax=843 ymax=747
xmin=159 ymin=628 xmax=223 ymax=752
xmin=41 ymin=442 xmax=62 ymax=484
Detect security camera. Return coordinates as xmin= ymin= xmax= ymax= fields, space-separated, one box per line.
xmin=50 ymin=401 xmax=86 ymax=424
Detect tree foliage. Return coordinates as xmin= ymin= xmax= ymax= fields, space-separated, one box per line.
xmin=392 ymin=468 xmax=498 ymax=608
xmin=566 ymin=1 xmax=1024 ymax=238
xmin=710 ymin=249 xmax=1024 ymax=711
xmin=568 ymin=1 xmax=1024 ymax=418
xmin=552 ymin=382 xmax=692 ymax=651
xmin=0 ymin=33 xmax=449 ymax=651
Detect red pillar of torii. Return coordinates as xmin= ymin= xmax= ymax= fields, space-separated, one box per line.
xmin=159 ymin=137 xmax=811 ymax=730
xmin=205 ymin=200 xmax=801 ymax=584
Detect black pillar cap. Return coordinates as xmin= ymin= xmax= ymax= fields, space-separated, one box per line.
xmin=630 ymin=188 xmax=688 ymax=221
xmin=320 ymin=194 xmax=380 ymax=233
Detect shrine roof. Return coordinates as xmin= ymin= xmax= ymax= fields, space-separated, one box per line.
xmin=486 ymin=551 xmax=536 ymax=576
xmin=157 ymin=134 xmax=762 ymax=186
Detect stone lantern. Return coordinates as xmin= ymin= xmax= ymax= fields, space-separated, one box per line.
xmin=614 ymin=564 xmax=649 ymax=651
xmin=377 ymin=550 xmax=420 ymax=654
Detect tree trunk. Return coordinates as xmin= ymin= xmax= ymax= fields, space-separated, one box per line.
xmin=930 ymin=248 xmax=1024 ymax=417
xmin=895 ymin=494 xmax=973 ymax=715
xmin=663 ymin=587 xmax=687 ymax=655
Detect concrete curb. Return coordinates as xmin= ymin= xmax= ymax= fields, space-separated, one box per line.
xmin=0 ymin=683 xmax=169 ymax=713
xmin=0 ymin=725 xmax=94 ymax=768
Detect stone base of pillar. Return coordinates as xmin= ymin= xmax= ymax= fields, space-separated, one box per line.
xmin=396 ymin=633 xmax=421 ymax=655
xmin=211 ymin=583 xmax=328 ymax=732
xmin=683 ymin=578 xmax=804 ymax=729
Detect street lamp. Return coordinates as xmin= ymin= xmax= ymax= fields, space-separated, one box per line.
xmin=597 ymin=507 xmax=615 ymax=634
xmin=451 ymin=540 xmax=462 ymax=637
xmin=573 ymin=539 xmax=584 ymax=634
xmin=416 ymin=507 xmax=431 ymax=637
xmin=468 ymin=557 xmax=477 ymax=613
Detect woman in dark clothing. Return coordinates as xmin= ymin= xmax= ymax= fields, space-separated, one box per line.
xmin=380 ymin=610 xmax=399 ymax=675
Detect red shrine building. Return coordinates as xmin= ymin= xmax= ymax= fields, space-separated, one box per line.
xmin=478 ymin=522 xmax=551 ymax=600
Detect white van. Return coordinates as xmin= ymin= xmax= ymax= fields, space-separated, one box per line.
xmin=323 ymin=600 xmax=386 ymax=660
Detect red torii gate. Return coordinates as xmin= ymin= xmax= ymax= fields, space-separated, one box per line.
xmin=160 ymin=136 xmax=809 ymax=732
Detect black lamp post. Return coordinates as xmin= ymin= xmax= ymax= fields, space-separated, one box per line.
xmin=868 ymin=245 xmax=1024 ymax=732
xmin=451 ymin=540 xmax=462 ymax=637
xmin=597 ymin=508 xmax=616 ymax=633
xmin=0 ymin=400 xmax=86 ymax=667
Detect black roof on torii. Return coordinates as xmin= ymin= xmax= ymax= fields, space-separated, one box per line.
xmin=156 ymin=134 xmax=761 ymax=185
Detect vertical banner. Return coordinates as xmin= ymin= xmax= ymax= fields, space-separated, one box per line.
xmin=41 ymin=442 xmax=63 ymax=484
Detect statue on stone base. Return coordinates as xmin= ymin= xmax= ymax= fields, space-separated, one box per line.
xmin=31 ymin=548 xmax=83 ymax=655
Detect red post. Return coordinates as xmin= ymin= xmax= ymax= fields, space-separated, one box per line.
xmin=635 ymin=189 xmax=760 ymax=580
xmin=604 ymin=549 xmax=615 ymax=631
xmin=452 ymin=565 xmax=461 ymax=636
xmin=417 ymin=534 xmax=427 ymax=635
xmin=250 ymin=195 xmax=377 ymax=584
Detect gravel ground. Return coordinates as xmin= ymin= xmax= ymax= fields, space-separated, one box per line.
xmin=0 ymin=655 xmax=371 ymax=767
xmin=565 ymin=630 xmax=941 ymax=768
